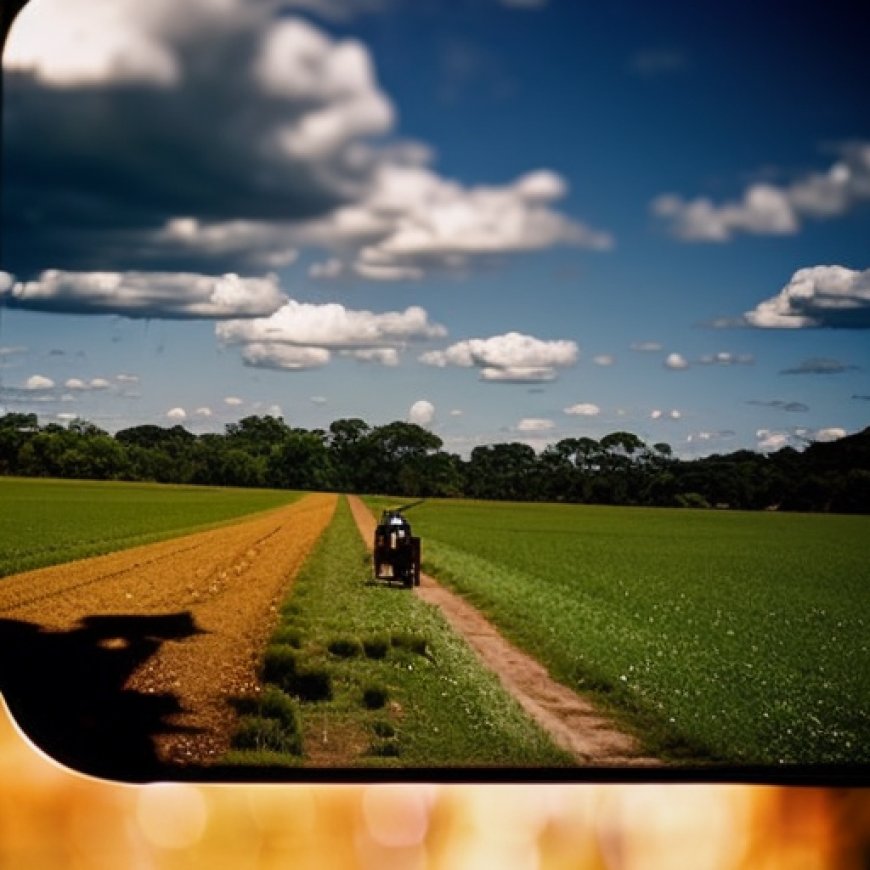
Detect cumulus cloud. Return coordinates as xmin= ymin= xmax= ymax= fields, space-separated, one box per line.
xmin=420 ymin=331 xmax=577 ymax=383
xmin=218 ymin=300 xmax=444 ymax=348
xmin=814 ymin=427 xmax=847 ymax=442
xmin=651 ymin=409 xmax=681 ymax=420
xmin=516 ymin=418 xmax=555 ymax=432
xmin=408 ymin=400 xmax=435 ymax=427
xmin=224 ymin=396 xmax=243 ymax=406
xmin=166 ymin=407 xmax=187 ymax=421
xmin=340 ymin=347 xmax=400 ymax=366
xmin=4 ymin=2 xmax=610 ymax=284
xmin=345 ymin=166 xmax=613 ymax=278
xmin=24 ymin=375 xmax=55 ymax=390
xmin=653 ymin=143 xmax=870 ymax=241
xmin=664 ymin=352 xmax=689 ymax=370
xmin=194 ymin=406 xmax=213 ymax=417
xmin=3 ymin=271 xmax=287 ymax=319
xmin=592 ymin=354 xmax=615 ymax=366
xmin=757 ymin=426 xmax=847 ymax=452
xmin=240 ymin=343 xmax=331 ymax=371
xmin=780 ymin=357 xmax=860 ymax=375
xmin=744 ymin=266 xmax=870 ymax=329
xmin=564 ymin=403 xmax=600 ymax=416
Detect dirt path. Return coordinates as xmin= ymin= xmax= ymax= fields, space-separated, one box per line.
xmin=0 ymin=493 xmax=337 ymax=779
xmin=347 ymin=496 xmax=660 ymax=767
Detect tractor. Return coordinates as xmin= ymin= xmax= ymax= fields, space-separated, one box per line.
xmin=373 ymin=501 xmax=422 ymax=588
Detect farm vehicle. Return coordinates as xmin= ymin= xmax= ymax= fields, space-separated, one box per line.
xmin=373 ymin=501 xmax=422 ymax=588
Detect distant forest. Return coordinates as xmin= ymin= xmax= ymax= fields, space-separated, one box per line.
xmin=2 ymin=412 xmax=869 ymax=513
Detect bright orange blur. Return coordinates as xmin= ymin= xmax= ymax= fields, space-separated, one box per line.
xmin=0 ymin=697 xmax=866 ymax=869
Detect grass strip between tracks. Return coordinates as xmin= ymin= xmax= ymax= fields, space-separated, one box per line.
xmin=225 ymin=496 xmax=573 ymax=768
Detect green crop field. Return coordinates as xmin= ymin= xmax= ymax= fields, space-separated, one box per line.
xmin=0 ymin=477 xmax=300 ymax=577
xmin=365 ymin=496 xmax=870 ymax=766
xmin=227 ymin=497 xmax=572 ymax=768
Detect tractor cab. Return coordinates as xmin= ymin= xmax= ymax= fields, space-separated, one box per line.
xmin=373 ymin=507 xmax=421 ymax=587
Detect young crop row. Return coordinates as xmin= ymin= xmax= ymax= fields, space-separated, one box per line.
xmin=364 ymin=496 xmax=870 ymax=766
xmin=226 ymin=497 xmax=572 ymax=768
xmin=0 ymin=477 xmax=300 ymax=577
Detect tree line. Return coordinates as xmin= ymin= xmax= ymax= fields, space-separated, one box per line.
xmin=1 ymin=412 xmax=868 ymax=513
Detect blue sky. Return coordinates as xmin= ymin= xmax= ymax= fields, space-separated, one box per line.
xmin=1 ymin=0 xmax=868 ymax=457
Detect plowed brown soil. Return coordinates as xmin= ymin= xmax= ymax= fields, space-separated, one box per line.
xmin=0 ymin=493 xmax=336 ymax=778
xmin=348 ymin=496 xmax=660 ymax=767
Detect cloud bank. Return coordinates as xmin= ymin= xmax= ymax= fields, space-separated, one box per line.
xmin=744 ymin=266 xmax=870 ymax=329
xmin=4 ymin=1 xmax=610 ymax=285
xmin=653 ymin=143 xmax=870 ymax=241
xmin=3 ymin=270 xmax=287 ymax=319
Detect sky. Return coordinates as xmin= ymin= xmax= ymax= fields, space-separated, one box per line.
xmin=1 ymin=0 xmax=868 ymax=458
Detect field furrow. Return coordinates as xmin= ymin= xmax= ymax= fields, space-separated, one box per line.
xmin=347 ymin=495 xmax=657 ymax=766
xmin=0 ymin=493 xmax=337 ymax=780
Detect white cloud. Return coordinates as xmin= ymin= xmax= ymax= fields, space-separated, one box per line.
xmin=116 ymin=373 xmax=140 ymax=384
xmin=4 ymin=271 xmax=287 ymax=319
xmin=240 ymin=343 xmax=331 ymax=371
xmin=194 ymin=406 xmax=213 ymax=417
xmin=744 ymin=265 xmax=870 ymax=329
xmin=255 ymin=19 xmax=393 ymax=158
xmin=24 ymin=375 xmax=55 ymax=390
xmin=420 ymin=331 xmax=577 ymax=383
xmin=266 ymin=404 xmax=284 ymax=418
xmin=813 ymin=427 xmax=847 ymax=442
xmin=449 ymin=409 xmax=463 ymax=417
xmin=664 ymin=353 xmax=689 ymax=370
xmin=348 ymin=166 xmax=612 ymax=278
xmin=564 ymin=403 xmax=600 ymax=417
xmin=310 ymin=395 xmax=328 ymax=405
xmin=217 ymin=300 xmax=445 ymax=348
xmin=308 ymin=258 xmax=344 ymax=279
xmin=592 ymin=354 xmax=615 ymax=366
xmin=756 ymin=429 xmax=790 ymax=451
xmin=408 ymin=400 xmax=435 ymax=427
xmin=0 ymin=272 xmax=14 ymax=292
xmin=0 ymin=345 xmax=27 ymax=357
xmin=65 ymin=377 xmax=113 ymax=391
xmin=630 ymin=341 xmax=663 ymax=352
xmin=224 ymin=396 xmax=244 ymax=406
xmin=698 ymin=352 xmax=755 ymax=365
xmin=653 ymin=143 xmax=870 ymax=241
xmin=166 ymin=407 xmax=187 ymax=421
xmin=516 ymin=417 xmax=554 ymax=432
xmin=4 ymin=0 xmax=180 ymax=87
xmin=341 ymin=347 xmax=400 ymax=366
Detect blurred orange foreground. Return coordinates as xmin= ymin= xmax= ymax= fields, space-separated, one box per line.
xmin=0 ymin=696 xmax=866 ymax=869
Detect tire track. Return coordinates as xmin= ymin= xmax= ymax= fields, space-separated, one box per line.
xmin=347 ymin=495 xmax=660 ymax=767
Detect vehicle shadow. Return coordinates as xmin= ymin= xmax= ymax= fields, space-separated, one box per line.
xmin=0 ymin=612 xmax=204 ymax=782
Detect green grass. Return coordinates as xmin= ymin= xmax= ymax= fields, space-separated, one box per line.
xmin=240 ymin=497 xmax=572 ymax=768
xmin=0 ymin=476 xmax=301 ymax=577
xmin=365 ymin=496 xmax=870 ymax=766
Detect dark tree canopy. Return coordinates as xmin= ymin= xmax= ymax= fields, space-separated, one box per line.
xmin=1 ymin=413 xmax=868 ymax=514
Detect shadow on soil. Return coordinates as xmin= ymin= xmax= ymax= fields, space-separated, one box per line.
xmin=0 ymin=612 xmax=204 ymax=782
